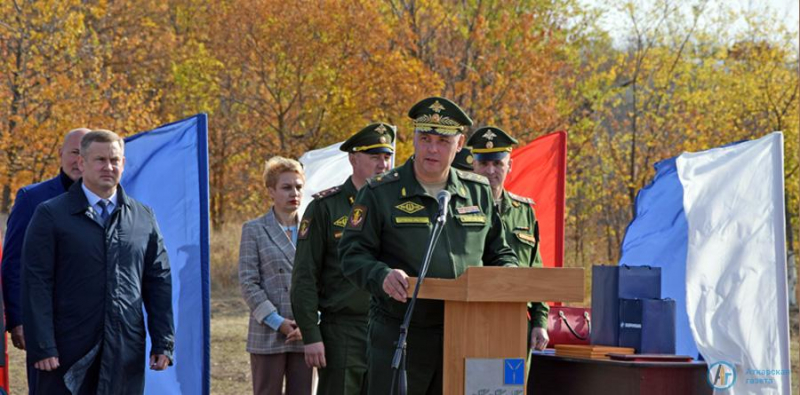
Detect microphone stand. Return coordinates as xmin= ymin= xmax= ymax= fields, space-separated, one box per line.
xmin=389 ymin=212 xmax=447 ymax=395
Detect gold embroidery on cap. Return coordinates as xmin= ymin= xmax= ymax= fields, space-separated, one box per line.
xmin=429 ymin=100 xmax=445 ymax=113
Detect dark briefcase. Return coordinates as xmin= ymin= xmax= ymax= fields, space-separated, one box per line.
xmin=590 ymin=265 xmax=661 ymax=346
xmin=618 ymin=298 xmax=676 ymax=354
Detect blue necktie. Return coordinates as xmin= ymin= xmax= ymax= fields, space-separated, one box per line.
xmin=97 ymin=200 xmax=110 ymax=225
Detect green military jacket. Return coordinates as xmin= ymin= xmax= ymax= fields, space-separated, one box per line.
xmin=338 ymin=157 xmax=518 ymax=329
xmin=291 ymin=177 xmax=371 ymax=345
xmin=497 ymin=190 xmax=550 ymax=329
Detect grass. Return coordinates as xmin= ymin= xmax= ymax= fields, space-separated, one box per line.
xmin=210 ymin=222 xmax=243 ymax=293
xmin=209 ymin=290 xmax=252 ymax=395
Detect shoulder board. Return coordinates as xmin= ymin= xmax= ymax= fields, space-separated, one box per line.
xmin=456 ymin=169 xmax=489 ymax=185
xmin=312 ymin=185 xmax=342 ymax=200
xmin=367 ymin=171 xmax=400 ymax=188
xmin=508 ymin=192 xmax=535 ymax=205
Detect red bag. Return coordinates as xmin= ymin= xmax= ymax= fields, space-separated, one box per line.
xmin=547 ymin=306 xmax=591 ymax=346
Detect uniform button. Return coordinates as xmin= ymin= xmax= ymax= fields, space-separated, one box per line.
xmin=279 ymin=269 xmax=284 ymax=273
xmin=284 ymin=287 xmax=289 ymax=292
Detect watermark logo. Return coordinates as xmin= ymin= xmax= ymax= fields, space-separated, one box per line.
xmin=707 ymin=361 xmax=736 ymax=390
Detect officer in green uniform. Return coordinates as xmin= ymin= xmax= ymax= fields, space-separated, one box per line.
xmin=338 ymin=97 xmax=518 ymax=395
xmin=468 ymin=126 xmax=550 ymax=352
xmin=291 ymin=123 xmax=395 ymax=395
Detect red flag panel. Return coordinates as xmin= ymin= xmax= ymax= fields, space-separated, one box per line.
xmin=504 ymin=131 xmax=566 ymax=268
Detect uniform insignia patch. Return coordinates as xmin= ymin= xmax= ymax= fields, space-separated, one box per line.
xmin=298 ymin=219 xmax=311 ymax=239
xmin=367 ymin=171 xmax=400 ymax=188
xmin=348 ymin=196 xmax=355 ymax=205
xmin=456 ymin=205 xmax=480 ymax=214
xmin=516 ymin=232 xmax=537 ymax=244
xmin=456 ymin=170 xmax=489 ymax=185
xmin=333 ymin=216 xmax=348 ymax=228
xmin=394 ymin=217 xmax=430 ymax=225
xmin=347 ymin=205 xmax=367 ymax=230
xmin=334 ymin=231 xmax=343 ymax=239
xmin=313 ymin=185 xmax=342 ymax=200
xmin=395 ymin=201 xmax=425 ymax=214
xmin=508 ymin=192 xmax=534 ymax=205
xmin=456 ymin=214 xmax=486 ymax=224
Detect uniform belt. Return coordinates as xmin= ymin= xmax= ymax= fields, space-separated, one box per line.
xmin=320 ymin=312 xmax=368 ymax=325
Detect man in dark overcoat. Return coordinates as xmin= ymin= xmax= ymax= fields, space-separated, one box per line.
xmin=2 ymin=127 xmax=89 ymax=393
xmin=22 ymin=129 xmax=174 ymax=395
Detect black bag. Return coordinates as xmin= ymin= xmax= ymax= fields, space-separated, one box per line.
xmin=590 ymin=265 xmax=661 ymax=346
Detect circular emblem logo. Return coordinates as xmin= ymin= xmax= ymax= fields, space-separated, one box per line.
xmin=380 ymin=136 xmax=387 ymax=144
xmin=486 ymin=141 xmax=494 ymax=149
xmin=707 ymin=361 xmax=736 ymax=390
xmin=466 ymin=154 xmax=474 ymax=164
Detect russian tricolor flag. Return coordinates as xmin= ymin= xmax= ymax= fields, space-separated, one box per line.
xmin=620 ymin=133 xmax=791 ymax=394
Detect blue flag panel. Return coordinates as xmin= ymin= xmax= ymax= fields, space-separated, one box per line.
xmin=122 ymin=114 xmax=210 ymax=395
xmin=618 ymin=157 xmax=698 ymax=358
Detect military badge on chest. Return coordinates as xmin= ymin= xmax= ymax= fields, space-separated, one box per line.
xmin=332 ymin=216 xmax=348 ymax=239
xmin=456 ymin=205 xmax=481 ymax=215
xmin=515 ymin=231 xmax=537 ymax=247
xmin=333 ymin=216 xmax=348 ymax=228
xmin=395 ymin=201 xmax=425 ymax=214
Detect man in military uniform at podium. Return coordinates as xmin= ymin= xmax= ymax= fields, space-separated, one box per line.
xmin=291 ymin=123 xmax=395 ymax=394
xmin=468 ymin=126 xmax=550 ymax=352
xmin=339 ymin=97 xmax=518 ymax=395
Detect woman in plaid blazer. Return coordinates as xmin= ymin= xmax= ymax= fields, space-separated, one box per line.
xmin=239 ymin=156 xmax=312 ymax=395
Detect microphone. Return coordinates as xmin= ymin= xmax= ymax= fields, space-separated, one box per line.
xmin=436 ymin=190 xmax=451 ymax=223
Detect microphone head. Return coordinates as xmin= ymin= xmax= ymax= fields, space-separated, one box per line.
xmin=436 ymin=190 xmax=451 ymax=223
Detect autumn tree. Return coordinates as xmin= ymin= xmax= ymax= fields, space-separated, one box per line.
xmin=381 ymin=0 xmax=578 ymax=142
xmin=563 ymin=0 xmax=798 ymax=264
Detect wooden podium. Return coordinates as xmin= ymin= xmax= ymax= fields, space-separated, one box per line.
xmin=407 ymin=266 xmax=584 ymax=394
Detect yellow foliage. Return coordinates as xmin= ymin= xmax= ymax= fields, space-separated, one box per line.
xmin=0 ymin=0 xmax=796 ymax=265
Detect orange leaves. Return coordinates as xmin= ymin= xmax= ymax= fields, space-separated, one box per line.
xmin=0 ymin=0 xmax=796 ymax=255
